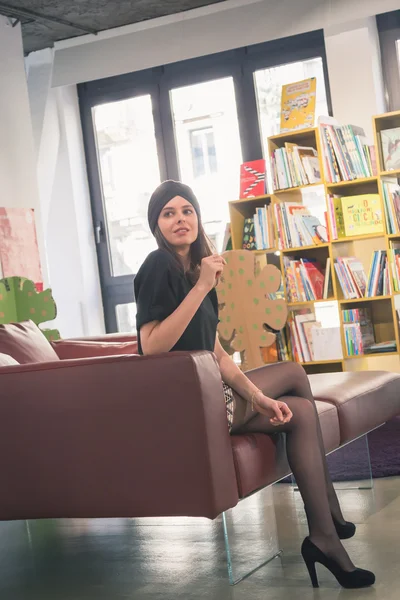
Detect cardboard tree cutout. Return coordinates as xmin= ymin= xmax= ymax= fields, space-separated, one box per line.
xmin=0 ymin=277 xmax=60 ymax=341
xmin=217 ymin=250 xmax=288 ymax=370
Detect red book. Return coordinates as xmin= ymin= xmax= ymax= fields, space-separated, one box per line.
xmin=301 ymin=259 xmax=325 ymax=300
xmin=240 ymin=159 xmax=266 ymax=198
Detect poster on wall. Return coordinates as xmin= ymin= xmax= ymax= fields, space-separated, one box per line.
xmin=280 ymin=77 xmax=317 ymax=133
xmin=0 ymin=208 xmax=43 ymax=291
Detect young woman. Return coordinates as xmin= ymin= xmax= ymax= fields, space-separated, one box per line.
xmin=134 ymin=180 xmax=375 ymax=589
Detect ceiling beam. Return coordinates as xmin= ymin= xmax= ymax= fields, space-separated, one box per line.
xmin=0 ymin=2 xmax=98 ymax=35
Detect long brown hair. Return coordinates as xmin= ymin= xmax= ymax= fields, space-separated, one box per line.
xmin=154 ymin=220 xmax=214 ymax=284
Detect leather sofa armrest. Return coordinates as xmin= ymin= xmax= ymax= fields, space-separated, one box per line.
xmin=0 ymin=352 xmax=238 ymax=521
xmin=63 ymin=333 xmax=137 ymax=343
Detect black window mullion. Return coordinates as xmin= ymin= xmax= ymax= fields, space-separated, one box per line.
xmin=234 ymin=61 xmax=263 ymax=162
xmin=158 ymin=74 xmax=180 ymax=181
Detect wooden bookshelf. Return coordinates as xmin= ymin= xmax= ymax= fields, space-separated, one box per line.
xmin=228 ymin=113 xmax=400 ymax=374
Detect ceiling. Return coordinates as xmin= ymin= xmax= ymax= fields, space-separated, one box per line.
xmin=0 ymin=0 xmax=227 ymax=54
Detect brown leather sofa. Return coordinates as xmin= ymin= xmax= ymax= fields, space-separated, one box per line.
xmin=0 ymin=326 xmax=400 ymax=522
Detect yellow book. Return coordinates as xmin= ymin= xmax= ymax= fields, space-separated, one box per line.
xmin=333 ymin=196 xmax=346 ymax=238
xmin=341 ymin=194 xmax=384 ymax=237
xmin=280 ymin=78 xmax=316 ymax=133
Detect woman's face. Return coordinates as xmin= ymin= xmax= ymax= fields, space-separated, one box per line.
xmin=157 ymin=195 xmax=199 ymax=252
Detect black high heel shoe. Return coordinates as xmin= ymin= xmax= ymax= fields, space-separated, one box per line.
xmin=332 ymin=515 xmax=356 ymax=539
xmin=301 ymin=537 xmax=375 ymax=589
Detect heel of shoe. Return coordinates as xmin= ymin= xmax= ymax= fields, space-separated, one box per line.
xmin=304 ymin=558 xmax=319 ymax=588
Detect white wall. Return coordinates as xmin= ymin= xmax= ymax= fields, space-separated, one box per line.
xmin=0 ymin=16 xmax=48 ymax=281
xmin=325 ymin=17 xmax=386 ymax=138
xmin=1 ymin=26 xmax=106 ymax=338
xmin=52 ymin=0 xmax=399 ymax=87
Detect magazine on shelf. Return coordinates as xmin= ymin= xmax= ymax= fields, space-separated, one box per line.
xmin=271 ymin=144 xmax=322 ymax=190
xmin=382 ymin=181 xmax=400 ymax=234
xmin=341 ymin=194 xmax=384 ymax=237
xmin=280 ymin=78 xmax=317 ymax=132
xmin=311 ymin=327 xmax=343 ymax=361
xmin=241 ymin=205 xmax=274 ymax=250
xmin=380 ymin=127 xmax=400 ymax=172
xmin=327 ymin=195 xmax=346 ymax=240
xmin=334 ymin=257 xmax=367 ymax=299
xmin=342 ymin=307 xmax=375 ymax=356
xmin=274 ymin=202 xmax=326 ymax=249
xmin=240 ymin=159 xmax=267 ymax=198
xmin=284 ymin=256 xmax=328 ymax=302
xmin=318 ymin=117 xmax=376 ymax=182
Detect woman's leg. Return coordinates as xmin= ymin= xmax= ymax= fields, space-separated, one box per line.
xmin=234 ymin=391 xmax=355 ymax=570
xmin=233 ymin=362 xmax=346 ymax=525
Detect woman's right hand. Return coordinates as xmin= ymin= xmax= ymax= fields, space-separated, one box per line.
xmin=196 ymin=254 xmax=226 ymax=293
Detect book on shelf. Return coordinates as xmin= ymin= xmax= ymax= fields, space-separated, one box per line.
xmin=311 ymin=327 xmax=343 ymax=361
xmin=380 ymin=127 xmax=400 ymax=172
xmin=334 ymin=257 xmax=368 ymax=299
xmin=271 ymin=144 xmax=322 ymax=190
xmin=382 ymin=181 xmax=400 ymax=234
xmin=364 ymin=341 xmax=397 ymax=354
xmin=288 ymin=308 xmax=342 ymax=362
xmin=390 ymin=244 xmax=400 ymax=292
xmin=284 ymin=256 xmax=331 ymax=302
xmin=274 ymin=202 xmax=328 ymax=249
xmin=222 ymin=223 xmax=232 ymax=252
xmin=280 ymin=77 xmax=316 ymax=133
xmin=242 ymin=205 xmax=274 ymax=250
xmin=366 ymin=250 xmax=391 ymax=297
xmin=335 ymin=252 xmax=391 ymax=298
xmin=327 ymin=195 xmax=346 ymax=240
xmin=342 ymin=307 xmax=375 ymax=356
xmin=287 ymin=309 xmax=317 ymax=362
xmin=276 ymin=329 xmax=290 ymax=362
xmin=240 ymin=159 xmax=267 ymax=198
xmin=341 ymin=194 xmax=384 ymax=237
xmin=319 ymin=120 xmax=377 ymax=183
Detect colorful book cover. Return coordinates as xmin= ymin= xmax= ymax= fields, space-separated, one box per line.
xmin=301 ymin=259 xmax=325 ymax=299
xmin=280 ymin=78 xmax=316 ymax=133
xmin=242 ymin=218 xmax=257 ymax=250
xmin=341 ymin=194 xmax=384 ymax=237
xmin=380 ymin=127 xmax=400 ymax=171
xmin=0 ymin=208 xmax=43 ymax=290
xmin=332 ymin=197 xmax=346 ymax=238
xmin=240 ymin=160 xmax=266 ymax=198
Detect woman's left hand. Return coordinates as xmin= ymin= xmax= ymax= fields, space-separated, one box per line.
xmin=253 ymin=392 xmax=293 ymax=426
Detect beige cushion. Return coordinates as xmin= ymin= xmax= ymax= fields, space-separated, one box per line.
xmin=0 ymin=321 xmax=59 ymax=364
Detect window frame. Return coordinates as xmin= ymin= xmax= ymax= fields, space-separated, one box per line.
xmin=78 ymin=30 xmax=332 ymax=332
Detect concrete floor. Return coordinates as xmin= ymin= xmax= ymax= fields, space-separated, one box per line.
xmin=0 ymin=478 xmax=399 ymax=600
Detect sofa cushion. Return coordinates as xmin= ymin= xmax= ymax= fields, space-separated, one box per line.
xmin=0 ymin=353 xmax=19 ymax=366
xmin=231 ymin=399 xmax=340 ymax=498
xmin=0 ymin=321 xmax=59 ymax=364
xmin=51 ymin=339 xmax=138 ymax=360
xmin=309 ymin=371 xmax=400 ymax=444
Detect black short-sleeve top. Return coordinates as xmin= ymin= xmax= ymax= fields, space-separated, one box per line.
xmin=134 ymin=249 xmax=219 ymax=355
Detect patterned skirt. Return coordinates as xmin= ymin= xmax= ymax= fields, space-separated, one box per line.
xmin=222 ymin=383 xmax=234 ymax=432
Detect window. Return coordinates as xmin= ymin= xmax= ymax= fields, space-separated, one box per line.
xmin=189 ymin=127 xmax=217 ymax=178
xmin=377 ymin=11 xmax=400 ymax=111
xmin=79 ymin=30 xmax=331 ymax=332
xmin=170 ymin=77 xmax=242 ymax=251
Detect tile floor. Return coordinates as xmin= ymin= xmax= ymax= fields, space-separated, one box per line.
xmin=0 ymin=477 xmax=398 ymax=600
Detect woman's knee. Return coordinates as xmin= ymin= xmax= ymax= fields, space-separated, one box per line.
xmin=285 ymin=395 xmax=316 ymax=428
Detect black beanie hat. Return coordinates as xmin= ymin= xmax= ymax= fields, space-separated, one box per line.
xmin=147 ymin=180 xmax=201 ymax=235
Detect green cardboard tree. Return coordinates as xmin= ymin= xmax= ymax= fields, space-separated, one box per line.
xmin=217 ymin=250 xmax=288 ymax=370
xmin=0 ymin=277 xmax=60 ymax=341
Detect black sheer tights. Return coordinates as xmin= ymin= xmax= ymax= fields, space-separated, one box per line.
xmin=232 ymin=362 xmax=354 ymax=571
